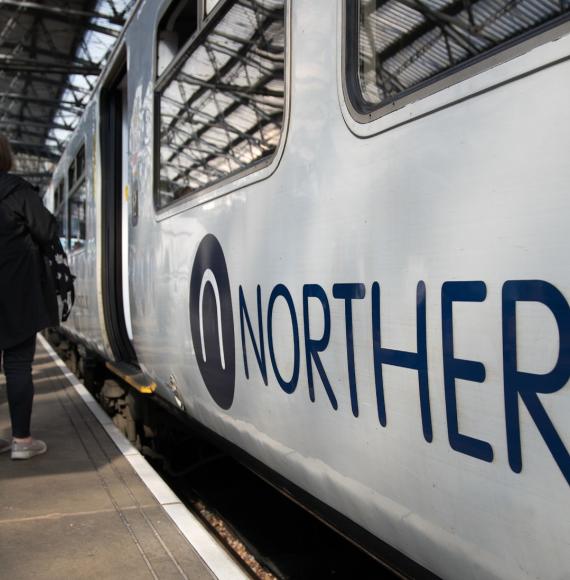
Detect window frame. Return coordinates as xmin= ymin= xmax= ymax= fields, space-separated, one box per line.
xmin=75 ymin=144 xmax=86 ymax=183
xmin=53 ymin=178 xmax=68 ymax=251
xmin=67 ymin=142 xmax=88 ymax=255
xmin=68 ymin=161 xmax=76 ymax=192
xmin=53 ymin=180 xmax=65 ymax=214
xmin=155 ymin=0 xmax=204 ymax=79
xmin=342 ymin=0 xmax=570 ymax=126
xmin=152 ymin=0 xmax=290 ymax=220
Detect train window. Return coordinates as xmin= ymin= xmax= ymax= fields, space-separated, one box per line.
xmin=68 ymin=161 xmax=76 ymax=191
xmin=53 ymin=180 xmax=67 ymax=250
xmin=54 ymin=181 xmax=64 ymax=212
xmin=157 ymin=0 xmax=199 ymax=76
xmin=347 ymin=0 xmax=570 ymax=118
xmin=68 ymin=145 xmax=85 ymax=189
xmin=57 ymin=212 xmax=67 ymax=251
xmin=155 ymin=0 xmax=286 ymax=210
xmin=76 ymin=145 xmax=85 ymax=181
xmin=69 ymin=182 xmax=87 ymax=252
xmin=68 ymin=144 xmax=87 ymax=252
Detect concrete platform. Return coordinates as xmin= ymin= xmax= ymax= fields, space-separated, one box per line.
xmin=0 ymin=338 xmax=244 ymax=580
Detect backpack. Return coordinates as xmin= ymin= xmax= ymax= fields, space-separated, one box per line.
xmin=43 ymin=238 xmax=76 ymax=322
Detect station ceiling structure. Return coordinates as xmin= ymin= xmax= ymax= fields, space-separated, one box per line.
xmin=0 ymin=0 xmax=134 ymax=190
xmin=2 ymin=0 xmax=568 ymax=192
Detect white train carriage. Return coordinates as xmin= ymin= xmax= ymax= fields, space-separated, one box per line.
xmin=45 ymin=1 xmax=570 ymax=578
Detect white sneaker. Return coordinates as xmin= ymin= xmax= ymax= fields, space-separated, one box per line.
xmin=0 ymin=439 xmax=10 ymax=454
xmin=11 ymin=439 xmax=47 ymax=460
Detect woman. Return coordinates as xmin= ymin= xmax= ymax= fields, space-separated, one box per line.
xmin=0 ymin=134 xmax=59 ymax=460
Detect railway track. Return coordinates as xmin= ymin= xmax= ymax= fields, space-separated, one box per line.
xmin=154 ymin=444 xmax=397 ymax=579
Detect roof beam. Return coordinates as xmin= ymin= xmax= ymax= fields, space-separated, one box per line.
xmin=14 ymin=15 xmax=39 ymax=143
xmin=12 ymin=171 xmax=53 ymax=180
xmin=373 ymin=0 xmax=477 ymax=65
xmin=10 ymin=141 xmax=60 ymax=160
xmin=0 ymin=112 xmax=74 ymax=132
xmin=0 ymin=93 xmax=84 ymax=113
xmin=0 ymin=0 xmax=128 ymax=167
xmin=396 ymin=0 xmax=499 ymax=43
xmin=0 ymin=1 xmax=125 ymax=27
xmin=0 ymin=56 xmax=101 ymax=76
xmin=0 ymin=121 xmax=70 ymax=135
xmin=1 ymin=125 xmax=62 ymax=144
xmin=0 ymin=41 xmax=105 ymax=69
xmin=0 ymin=71 xmax=91 ymax=95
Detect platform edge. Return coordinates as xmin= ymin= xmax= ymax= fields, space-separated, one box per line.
xmin=37 ymin=334 xmax=248 ymax=580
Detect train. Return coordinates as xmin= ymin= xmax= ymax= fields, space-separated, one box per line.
xmin=44 ymin=1 xmax=570 ymax=578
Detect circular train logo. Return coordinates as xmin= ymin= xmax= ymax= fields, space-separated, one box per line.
xmin=189 ymin=234 xmax=236 ymax=409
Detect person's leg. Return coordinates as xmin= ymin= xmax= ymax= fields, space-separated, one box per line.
xmin=0 ymin=351 xmax=8 ymax=453
xmin=2 ymin=334 xmax=37 ymax=440
xmin=0 ymin=353 xmax=9 ymax=452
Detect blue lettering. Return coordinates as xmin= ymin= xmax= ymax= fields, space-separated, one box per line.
xmin=442 ymin=281 xmax=493 ymax=462
xmin=303 ymin=284 xmax=337 ymax=409
xmin=372 ymin=282 xmax=432 ymax=441
xmin=333 ymin=283 xmax=366 ymax=417
xmin=502 ymin=280 xmax=570 ymax=485
xmin=239 ymin=285 xmax=268 ymax=385
xmin=267 ymin=284 xmax=300 ymax=394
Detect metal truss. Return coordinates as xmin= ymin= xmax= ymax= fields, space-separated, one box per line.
xmin=0 ymin=0 xmax=134 ymax=190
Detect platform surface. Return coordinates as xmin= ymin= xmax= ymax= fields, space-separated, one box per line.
xmin=0 ymin=340 xmax=217 ymax=580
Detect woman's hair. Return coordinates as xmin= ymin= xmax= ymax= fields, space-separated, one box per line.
xmin=0 ymin=133 xmax=14 ymax=172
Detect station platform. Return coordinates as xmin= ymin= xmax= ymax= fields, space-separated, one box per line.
xmin=0 ymin=337 xmax=247 ymax=580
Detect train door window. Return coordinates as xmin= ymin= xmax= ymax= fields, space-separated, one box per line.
xmin=346 ymin=0 xmax=570 ymax=119
xmin=54 ymin=180 xmax=67 ymax=250
xmin=68 ymin=161 xmax=76 ymax=189
xmin=54 ymin=181 xmax=64 ymax=212
xmin=68 ymin=146 xmax=87 ymax=252
xmin=75 ymin=145 xmax=85 ymax=181
xmin=155 ymin=0 xmax=286 ymax=210
xmin=157 ymin=0 xmax=199 ymax=77
xmin=69 ymin=183 xmax=86 ymax=252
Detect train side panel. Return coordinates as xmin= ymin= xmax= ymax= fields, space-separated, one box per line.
xmin=60 ymin=1 xmax=570 ymax=578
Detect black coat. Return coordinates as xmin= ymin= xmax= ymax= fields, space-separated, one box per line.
xmin=0 ymin=172 xmax=59 ymax=350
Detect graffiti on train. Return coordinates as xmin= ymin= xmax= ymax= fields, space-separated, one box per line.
xmin=190 ymin=235 xmax=570 ymax=484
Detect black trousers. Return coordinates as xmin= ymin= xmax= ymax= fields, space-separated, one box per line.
xmin=0 ymin=334 xmax=36 ymax=438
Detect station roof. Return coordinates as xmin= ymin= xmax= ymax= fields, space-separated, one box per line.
xmin=0 ymin=0 xmax=134 ymax=190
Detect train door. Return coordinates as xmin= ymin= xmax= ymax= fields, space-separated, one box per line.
xmin=100 ymin=57 xmax=137 ymax=364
